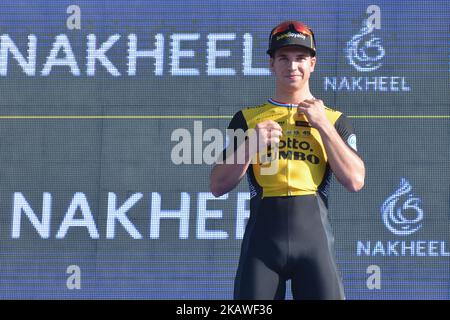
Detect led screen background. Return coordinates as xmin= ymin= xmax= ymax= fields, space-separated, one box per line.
xmin=0 ymin=0 xmax=448 ymax=299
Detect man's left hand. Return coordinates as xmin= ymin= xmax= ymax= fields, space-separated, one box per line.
xmin=297 ymin=98 xmax=330 ymax=130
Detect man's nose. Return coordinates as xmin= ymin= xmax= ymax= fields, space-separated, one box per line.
xmin=287 ymin=61 xmax=299 ymax=70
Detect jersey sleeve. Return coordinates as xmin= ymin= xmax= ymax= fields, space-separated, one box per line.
xmin=221 ymin=110 xmax=248 ymax=163
xmin=334 ymin=114 xmax=361 ymax=156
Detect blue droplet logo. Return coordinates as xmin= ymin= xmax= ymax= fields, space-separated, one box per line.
xmin=346 ymin=19 xmax=385 ymax=72
xmin=381 ymin=178 xmax=423 ymax=236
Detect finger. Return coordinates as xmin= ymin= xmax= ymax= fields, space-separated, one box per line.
xmin=305 ymin=98 xmax=323 ymax=106
xmin=269 ymin=133 xmax=281 ymax=140
xmin=269 ymin=128 xmax=283 ymax=137
xmin=266 ymin=127 xmax=282 ymax=136
xmin=298 ymin=101 xmax=312 ymax=109
xmin=265 ymin=120 xmax=282 ymax=128
xmin=264 ymin=122 xmax=283 ymax=132
xmin=268 ymin=137 xmax=280 ymax=145
xmin=271 ymin=124 xmax=283 ymax=132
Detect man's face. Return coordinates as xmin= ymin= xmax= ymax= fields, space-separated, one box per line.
xmin=270 ymin=46 xmax=316 ymax=91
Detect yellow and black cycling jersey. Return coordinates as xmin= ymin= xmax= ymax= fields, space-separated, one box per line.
xmin=224 ymin=99 xmax=360 ymax=206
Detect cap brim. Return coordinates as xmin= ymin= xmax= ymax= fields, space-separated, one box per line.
xmin=267 ymin=44 xmax=316 ymax=57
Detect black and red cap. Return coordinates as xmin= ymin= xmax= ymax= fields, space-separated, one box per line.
xmin=267 ymin=20 xmax=316 ymax=57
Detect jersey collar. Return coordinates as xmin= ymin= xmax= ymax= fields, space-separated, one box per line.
xmin=268 ymin=98 xmax=298 ymax=108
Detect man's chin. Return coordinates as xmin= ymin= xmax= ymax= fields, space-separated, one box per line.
xmin=284 ymin=80 xmax=305 ymax=89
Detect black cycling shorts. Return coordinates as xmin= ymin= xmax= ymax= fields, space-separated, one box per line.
xmin=234 ymin=194 xmax=345 ymax=300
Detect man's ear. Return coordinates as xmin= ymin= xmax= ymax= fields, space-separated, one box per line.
xmin=310 ymin=56 xmax=317 ymax=72
xmin=269 ymin=57 xmax=274 ymax=72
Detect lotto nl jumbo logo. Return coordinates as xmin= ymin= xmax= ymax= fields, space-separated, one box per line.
xmin=381 ymin=178 xmax=423 ymax=236
xmin=345 ymin=5 xmax=385 ymax=72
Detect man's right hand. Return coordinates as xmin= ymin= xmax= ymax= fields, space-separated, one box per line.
xmin=210 ymin=120 xmax=282 ymax=197
xmin=253 ymin=120 xmax=283 ymax=153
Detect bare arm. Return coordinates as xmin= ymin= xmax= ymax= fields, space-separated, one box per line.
xmin=209 ymin=139 xmax=254 ymax=197
xmin=298 ymin=99 xmax=365 ymax=192
xmin=316 ymin=121 xmax=365 ymax=192
xmin=209 ymin=120 xmax=282 ymax=197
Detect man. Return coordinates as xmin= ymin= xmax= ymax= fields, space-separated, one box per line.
xmin=209 ymin=20 xmax=365 ymax=300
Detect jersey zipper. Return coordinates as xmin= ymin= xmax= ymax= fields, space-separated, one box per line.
xmin=287 ymin=106 xmax=292 ymax=196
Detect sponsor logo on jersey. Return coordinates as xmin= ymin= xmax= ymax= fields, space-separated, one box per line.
xmin=295 ymin=120 xmax=312 ymax=127
xmin=301 ymin=130 xmax=310 ymax=137
xmin=261 ymin=137 xmax=320 ymax=164
xmin=347 ymin=134 xmax=357 ymax=151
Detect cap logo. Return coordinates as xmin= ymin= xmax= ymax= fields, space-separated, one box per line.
xmin=276 ymin=32 xmax=306 ymax=41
